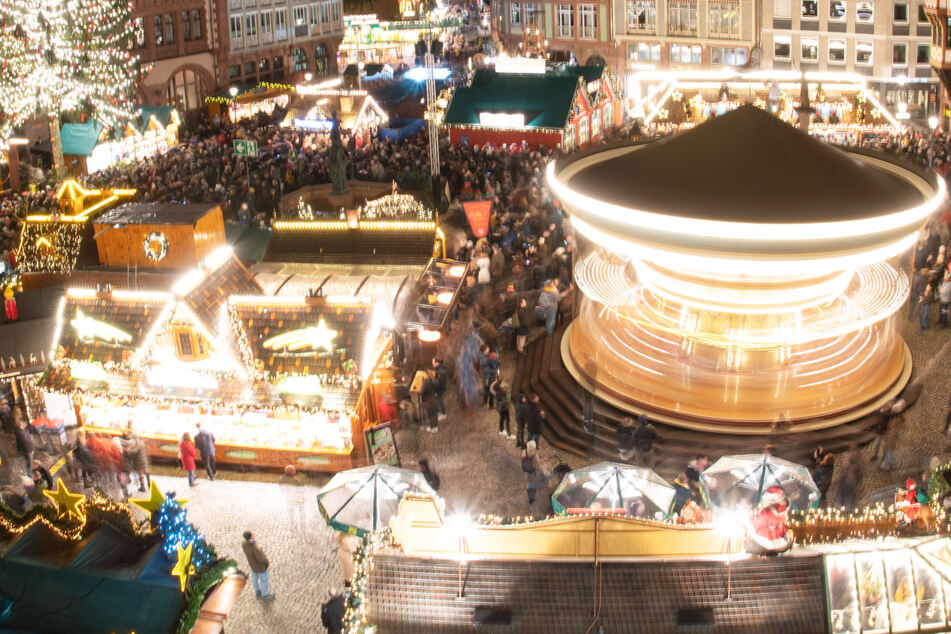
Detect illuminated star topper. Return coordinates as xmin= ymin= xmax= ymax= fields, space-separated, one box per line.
xmin=171 ymin=541 xmax=196 ymax=592
xmin=72 ymin=309 xmax=133 ymax=344
xmin=42 ymin=479 xmax=86 ymax=522
xmin=263 ymin=319 xmax=338 ymax=352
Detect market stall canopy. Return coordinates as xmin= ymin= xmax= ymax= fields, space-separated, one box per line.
xmin=444 ymin=69 xmax=580 ymax=130
xmin=551 ymin=462 xmax=675 ymax=518
xmin=60 ymin=122 xmax=104 ymax=157
xmin=405 ymin=258 xmax=469 ymax=334
xmin=317 ymin=464 xmax=436 ymax=536
xmin=136 ymin=105 xmax=179 ymax=129
xmin=703 ymin=454 xmax=819 ymax=511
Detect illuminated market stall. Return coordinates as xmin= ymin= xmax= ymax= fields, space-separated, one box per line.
xmin=38 ymin=247 xmax=394 ymax=471
xmin=283 ymin=79 xmax=388 ymax=141
xmin=338 ymin=15 xmax=458 ymax=67
xmin=547 ymin=105 xmax=943 ymax=431
xmin=205 ymin=82 xmax=293 ymax=123
xmin=61 ymin=106 xmax=180 ymax=175
xmin=444 ymin=65 xmax=622 ymax=149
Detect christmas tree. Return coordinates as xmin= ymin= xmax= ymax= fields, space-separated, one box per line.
xmin=155 ymin=493 xmax=215 ymax=571
xmin=0 ymin=0 xmax=144 ymax=173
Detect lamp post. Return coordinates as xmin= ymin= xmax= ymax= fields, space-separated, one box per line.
xmin=304 ymin=72 xmax=313 ymax=83
xmin=929 ymin=115 xmax=939 ymax=169
xmin=228 ymin=86 xmax=238 ymax=122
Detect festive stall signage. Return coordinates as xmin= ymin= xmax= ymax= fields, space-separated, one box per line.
xmin=463 ymin=201 xmax=491 ymax=238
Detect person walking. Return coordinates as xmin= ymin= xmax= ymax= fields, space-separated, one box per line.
xmin=939 ymin=270 xmax=951 ymax=327
xmin=432 ymin=358 xmax=448 ymax=420
xmin=13 ymin=417 xmax=34 ymax=473
xmin=632 ymin=414 xmax=658 ymax=469
xmin=241 ymin=531 xmax=275 ymax=600
xmin=178 ymin=432 xmax=198 ymax=487
xmin=492 ymin=377 xmax=512 ymax=437
xmin=514 ymin=393 xmax=528 ymax=448
xmin=321 ymin=588 xmax=346 ymax=634
xmin=526 ymin=394 xmax=544 ymax=447
xmin=811 ymin=453 xmax=835 ymax=506
xmin=616 ymin=417 xmax=635 ymax=461
xmin=480 ymin=350 xmax=500 ymax=408
xmin=522 ymin=441 xmax=540 ymax=505
xmin=919 ymin=282 xmax=935 ymax=330
xmin=128 ymin=429 xmax=151 ymax=492
xmin=514 ymin=298 xmax=530 ymax=354
xmin=194 ymin=422 xmax=217 ymax=481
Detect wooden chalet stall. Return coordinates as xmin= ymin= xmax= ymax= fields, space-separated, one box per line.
xmin=93 ymin=202 xmax=226 ymax=270
xmin=38 ymin=247 xmax=392 ymax=472
xmin=443 ymin=65 xmax=622 ymax=150
xmin=61 ymin=106 xmax=180 ymax=175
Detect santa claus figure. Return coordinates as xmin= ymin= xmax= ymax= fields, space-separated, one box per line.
xmin=746 ymin=485 xmax=793 ymax=555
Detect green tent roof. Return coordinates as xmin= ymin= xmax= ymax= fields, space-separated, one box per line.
xmin=137 ymin=105 xmax=177 ymax=128
xmin=550 ymin=64 xmax=606 ymax=85
xmin=443 ymin=70 xmax=580 ymax=129
xmin=60 ymin=122 xmax=103 ymax=156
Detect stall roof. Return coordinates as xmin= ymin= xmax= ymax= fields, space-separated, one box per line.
xmin=444 ymin=69 xmax=581 ymax=129
xmin=263 ymin=220 xmax=437 ymax=265
xmin=60 ymin=122 xmax=104 ymax=157
xmin=97 ymin=202 xmax=219 ymax=226
xmin=136 ymin=105 xmax=178 ymax=128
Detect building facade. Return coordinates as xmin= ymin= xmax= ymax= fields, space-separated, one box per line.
xmin=613 ymin=0 xmax=758 ymax=78
xmin=493 ymin=0 xmax=617 ymax=69
xmin=132 ymin=0 xmax=217 ymax=111
xmin=761 ymin=0 xmax=938 ymax=115
xmin=216 ymin=0 xmax=345 ymax=88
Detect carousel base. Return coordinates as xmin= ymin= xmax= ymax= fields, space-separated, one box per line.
xmin=513 ymin=324 xmax=913 ymax=479
xmin=560 ymin=322 xmax=912 ymax=435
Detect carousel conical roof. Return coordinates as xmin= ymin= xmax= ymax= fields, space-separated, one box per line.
xmin=564 ymin=105 xmax=925 ymax=223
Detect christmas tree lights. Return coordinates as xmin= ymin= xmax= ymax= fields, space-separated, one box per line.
xmin=0 ymin=0 xmax=145 ymax=168
xmin=154 ymin=493 xmax=215 ymax=572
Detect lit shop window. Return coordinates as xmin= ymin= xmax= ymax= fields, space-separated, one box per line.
xmin=801 ymin=38 xmax=818 ymax=61
xmin=774 ymin=36 xmax=791 ymax=58
xmin=829 ymin=40 xmax=845 ymax=63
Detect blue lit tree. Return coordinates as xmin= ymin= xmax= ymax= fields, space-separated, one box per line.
xmin=155 ymin=493 xmax=215 ymax=570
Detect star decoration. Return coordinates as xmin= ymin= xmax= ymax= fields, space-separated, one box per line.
xmin=263 ymin=319 xmax=338 ymax=352
xmin=171 ymin=541 xmax=196 ymax=592
xmin=130 ymin=480 xmax=187 ymax=516
xmin=42 ymin=479 xmax=86 ymax=522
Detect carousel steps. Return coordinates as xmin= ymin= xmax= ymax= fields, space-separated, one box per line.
xmin=513 ymin=323 xmax=883 ymax=480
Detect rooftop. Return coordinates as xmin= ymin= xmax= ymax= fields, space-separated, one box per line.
xmin=97 ymin=202 xmax=219 ymax=227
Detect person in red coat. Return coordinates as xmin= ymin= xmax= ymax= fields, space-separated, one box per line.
xmin=746 ymin=486 xmax=793 ymax=555
xmin=179 ymin=432 xmax=198 ymax=487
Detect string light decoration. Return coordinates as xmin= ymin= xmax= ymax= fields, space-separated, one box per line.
xmin=0 ymin=0 xmax=146 ymax=164
xmin=343 ymin=529 xmax=392 ymax=634
xmin=16 ymin=220 xmax=84 ymax=273
xmin=154 ymin=492 xmax=215 ymax=572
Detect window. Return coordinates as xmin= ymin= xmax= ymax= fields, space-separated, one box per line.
xmin=801 ymin=0 xmax=817 ymax=17
xmin=177 ymin=332 xmax=194 ymax=357
xmin=244 ymin=61 xmax=255 ymax=75
xmin=627 ymin=0 xmax=656 ymax=31
xmin=671 ymin=43 xmax=702 ymax=63
xmin=632 ymin=42 xmax=661 ymax=60
xmin=259 ymin=58 xmax=270 ymax=71
xmin=308 ymin=4 xmax=319 ymax=25
xmin=919 ymin=4 xmax=927 ymax=21
xmin=918 ymin=43 xmax=931 ymax=63
xmin=523 ymin=2 xmax=537 ymax=25
xmin=556 ymin=4 xmax=573 ymax=37
xmin=153 ymin=15 xmax=163 ymax=46
xmin=829 ymin=40 xmax=845 ymax=62
xmin=578 ymin=116 xmax=589 ymax=145
xmin=182 ymin=12 xmax=191 ymax=40
xmin=801 ymin=38 xmax=818 ymax=60
xmin=331 ymin=0 xmax=340 ymax=21
xmin=856 ymin=42 xmax=872 ymax=63
xmin=603 ymin=102 xmax=613 ymax=129
xmin=895 ymin=3 xmax=908 ymax=20
xmin=133 ymin=17 xmax=145 ymax=48
xmin=245 ymin=13 xmax=257 ymax=37
xmin=273 ymin=55 xmax=283 ymax=68
xmin=275 ymin=9 xmax=288 ymax=39
xmin=294 ymin=46 xmax=307 ymax=71
xmin=260 ymin=11 xmax=272 ymax=36
xmin=579 ymin=4 xmax=597 ymax=38
xmin=320 ymin=2 xmax=329 ymax=23
xmin=711 ymin=46 xmax=747 ymax=64
xmin=164 ymin=13 xmax=174 ymax=44
xmin=893 ymin=43 xmax=907 ymax=64
xmin=774 ymin=35 xmax=791 ymax=58
xmin=709 ymin=1 xmax=740 ymax=38
xmin=511 ymin=2 xmax=521 ymax=24
xmin=591 ymin=109 xmax=601 ymax=138
xmin=294 ymin=6 xmax=307 ymax=25
xmin=229 ymin=64 xmax=240 ymax=78
xmin=668 ymin=1 xmax=697 ymax=35
xmin=774 ymin=0 xmax=791 ymax=18
xmin=192 ymin=10 xmax=202 ymax=40
xmin=856 ymin=1 xmax=872 ymax=21
xmin=829 ymin=0 xmax=845 ymax=19
xmin=230 ymin=15 xmax=242 ymax=41
xmin=166 ymin=68 xmax=208 ymax=112
xmin=564 ymin=122 xmax=575 ymax=149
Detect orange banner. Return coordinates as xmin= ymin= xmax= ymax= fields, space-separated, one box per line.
xmin=463 ymin=201 xmax=492 ymax=238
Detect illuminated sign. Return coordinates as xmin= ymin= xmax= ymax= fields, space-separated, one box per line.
xmin=263 ymin=320 xmax=338 ymax=351
xmin=72 ymin=309 xmax=133 ymax=344
xmin=478 ymin=112 xmax=526 ymax=127
xmin=292 ymin=118 xmax=335 ymax=130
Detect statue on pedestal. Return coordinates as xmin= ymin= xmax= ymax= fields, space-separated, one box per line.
xmin=328 ymin=111 xmax=350 ymax=196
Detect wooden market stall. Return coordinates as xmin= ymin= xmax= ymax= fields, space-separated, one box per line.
xmin=37 ymin=247 xmax=393 ymax=472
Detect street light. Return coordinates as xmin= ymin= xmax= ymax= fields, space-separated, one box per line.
xmin=228 ymin=86 xmax=238 ymax=122
xmin=929 ymin=115 xmax=940 ymax=169
xmin=305 ymin=72 xmax=313 ymax=82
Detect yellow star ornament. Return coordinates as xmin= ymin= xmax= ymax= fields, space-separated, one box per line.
xmin=171 ymin=541 xmax=196 ymax=592
xmin=42 ymin=479 xmax=86 ymax=522
xmin=130 ymin=480 xmax=187 ymax=516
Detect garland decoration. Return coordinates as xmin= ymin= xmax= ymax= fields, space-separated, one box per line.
xmin=143 ymin=231 xmax=168 ymax=261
